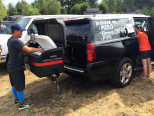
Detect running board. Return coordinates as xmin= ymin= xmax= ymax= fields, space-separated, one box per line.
xmin=134 ymin=61 xmax=154 ymax=71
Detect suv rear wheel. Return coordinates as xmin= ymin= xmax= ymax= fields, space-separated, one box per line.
xmin=112 ymin=58 xmax=134 ymax=87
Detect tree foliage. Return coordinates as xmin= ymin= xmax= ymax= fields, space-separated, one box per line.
xmin=107 ymin=0 xmax=117 ymax=13
xmin=43 ymin=0 xmax=61 ymax=15
xmin=61 ymin=7 xmax=67 ymax=14
xmin=7 ymin=3 xmax=16 ymax=16
xmin=1 ymin=0 xmax=154 ymax=21
xmin=59 ymin=0 xmax=97 ymax=13
xmin=0 ymin=0 xmax=7 ymax=21
xmin=70 ymin=4 xmax=81 ymax=14
xmin=80 ymin=2 xmax=90 ymax=14
xmin=99 ymin=1 xmax=108 ymax=14
xmin=150 ymin=7 xmax=154 ymax=16
xmin=22 ymin=5 xmax=40 ymax=15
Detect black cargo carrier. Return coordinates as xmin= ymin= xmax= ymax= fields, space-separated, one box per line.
xmin=25 ymin=18 xmax=66 ymax=77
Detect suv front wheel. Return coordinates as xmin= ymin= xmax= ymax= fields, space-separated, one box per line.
xmin=112 ymin=58 xmax=134 ymax=87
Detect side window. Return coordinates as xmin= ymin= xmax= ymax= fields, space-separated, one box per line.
xmin=94 ymin=18 xmax=132 ymax=42
xmin=134 ymin=18 xmax=148 ymax=32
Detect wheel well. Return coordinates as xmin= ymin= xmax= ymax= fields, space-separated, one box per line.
xmin=120 ymin=53 xmax=137 ymax=66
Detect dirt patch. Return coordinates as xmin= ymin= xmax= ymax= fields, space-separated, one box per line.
xmin=0 ymin=63 xmax=154 ymax=116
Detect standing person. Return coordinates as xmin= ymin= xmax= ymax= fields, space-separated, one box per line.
xmin=135 ymin=24 xmax=152 ymax=79
xmin=7 ymin=24 xmax=44 ymax=110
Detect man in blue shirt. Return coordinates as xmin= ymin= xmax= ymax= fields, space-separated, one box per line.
xmin=7 ymin=24 xmax=44 ymax=110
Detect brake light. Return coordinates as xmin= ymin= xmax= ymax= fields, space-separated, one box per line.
xmin=87 ymin=43 xmax=96 ymax=62
xmin=63 ymin=20 xmax=71 ymax=23
xmin=0 ymin=45 xmax=1 ymax=54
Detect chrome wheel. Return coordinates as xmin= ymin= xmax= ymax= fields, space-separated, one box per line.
xmin=120 ymin=63 xmax=132 ymax=84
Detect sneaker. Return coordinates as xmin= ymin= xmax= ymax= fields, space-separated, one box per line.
xmin=18 ymin=101 xmax=33 ymax=110
xmin=15 ymin=98 xmax=28 ymax=105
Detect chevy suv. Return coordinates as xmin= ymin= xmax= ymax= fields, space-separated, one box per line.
xmin=25 ymin=14 xmax=154 ymax=87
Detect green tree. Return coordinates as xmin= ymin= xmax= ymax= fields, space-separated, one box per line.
xmin=70 ymin=4 xmax=81 ymax=14
xmin=99 ymin=1 xmax=108 ymax=14
xmin=0 ymin=0 xmax=7 ymax=21
xmin=108 ymin=0 xmax=117 ymax=13
xmin=34 ymin=0 xmax=60 ymax=15
xmin=143 ymin=7 xmax=149 ymax=15
xmin=43 ymin=0 xmax=61 ymax=15
xmin=35 ymin=0 xmax=45 ymax=14
xmin=61 ymin=7 xmax=67 ymax=14
xmin=22 ymin=5 xmax=40 ymax=15
xmin=80 ymin=2 xmax=90 ymax=14
xmin=15 ymin=2 xmax=23 ymax=14
xmin=150 ymin=7 xmax=154 ymax=16
xmin=88 ymin=0 xmax=97 ymax=7
xmin=7 ymin=3 xmax=16 ymax=16
xmin=59 ymin=0 xmax=97 ymax=13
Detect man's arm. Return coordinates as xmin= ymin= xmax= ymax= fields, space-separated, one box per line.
xmin=25 ymin=37 xmax=33 ymax=46
xmin=22 ymin=46 xmax=44 ymax=53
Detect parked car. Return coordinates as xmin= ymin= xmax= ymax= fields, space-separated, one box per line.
xmin=24 ymin=14 xmax=154 ymax=87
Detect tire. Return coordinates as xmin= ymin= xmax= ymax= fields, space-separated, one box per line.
xmin=112 ymin=57 xmax=134 ymax=88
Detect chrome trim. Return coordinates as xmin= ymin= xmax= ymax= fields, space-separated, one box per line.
xmin=64 ymin=66 xmax=84 ymax=73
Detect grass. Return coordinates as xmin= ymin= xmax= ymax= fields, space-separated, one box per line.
xmin=0 ymin=62 xmax=154 ymax=116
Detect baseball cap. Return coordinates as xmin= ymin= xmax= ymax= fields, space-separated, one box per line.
xmin=11 ymin=24 xmax=26 ymax=32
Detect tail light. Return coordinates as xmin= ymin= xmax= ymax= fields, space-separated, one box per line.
xmin=87 ymin=43 xmax=96 ymax=62
xmin=63 ymin=20 xmax=71 ymax=23
xmin=0 ymin=45 xmax=2 ymax=55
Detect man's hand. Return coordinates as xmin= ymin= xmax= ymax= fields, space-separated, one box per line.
xmin=22 ymin=46 xmax=44 ymax=53
xmin=25 ymin=37 xmax=33 ymax=46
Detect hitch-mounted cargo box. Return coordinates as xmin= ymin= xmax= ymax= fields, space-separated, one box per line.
xmin=25 ymin=18 xmax=66 ymax=77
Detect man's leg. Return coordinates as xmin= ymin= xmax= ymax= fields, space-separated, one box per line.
xmin=147 ymin=58 xmax=152 ymax=78
xmin=9 ymin=72 xmax=18 ymax=102
xmin=17 ymin=91 xmax=24 ymax=103
xmin=141 ymin=59 xmax=148 ymax=79
xmin=12 ymin=86 xmax=18 ymax=99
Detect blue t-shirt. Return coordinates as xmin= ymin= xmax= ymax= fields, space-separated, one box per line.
xmin=7 ymin=37 xmax=25 ymax=72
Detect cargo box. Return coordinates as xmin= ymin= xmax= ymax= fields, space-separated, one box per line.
xmin=25 ymin=18 xmax=66 ymax=77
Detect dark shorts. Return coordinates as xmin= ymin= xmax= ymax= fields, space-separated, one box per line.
xmin=140 ymin=50 xmax=151 ymax=59
xmin=9 ymin=70 xmax=25 ymax=91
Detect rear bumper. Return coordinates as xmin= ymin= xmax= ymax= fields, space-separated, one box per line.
xmin=64 ymin=58 xmax=117 ymax=80
xmin=64 ymin=64 xmax=85 ymax=74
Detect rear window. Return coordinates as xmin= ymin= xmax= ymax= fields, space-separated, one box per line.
xmin=65 ymin=20 xmax=90 ymax=42
xmin=94 ymin=18 xmax=133 ymax=42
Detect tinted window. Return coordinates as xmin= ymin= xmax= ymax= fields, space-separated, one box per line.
xmin=95 ymin=18 xmax=132 ymax=42
xmin=65 ymin=20 xmax=90 ymax=42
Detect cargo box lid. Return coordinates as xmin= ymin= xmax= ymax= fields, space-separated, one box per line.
xmin=35 ymin=35 xmax=57 ymax=50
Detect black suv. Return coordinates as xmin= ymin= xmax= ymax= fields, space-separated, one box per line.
xmin=25 ymin=14 xmax=154 ymax=87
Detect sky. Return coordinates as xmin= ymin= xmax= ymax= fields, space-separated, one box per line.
xmin=3 ymin=0 xmax=102 ymax=6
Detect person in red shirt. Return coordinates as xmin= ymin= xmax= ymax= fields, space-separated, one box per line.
xmin=135 ymin=24 xmax=152 ymax=79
